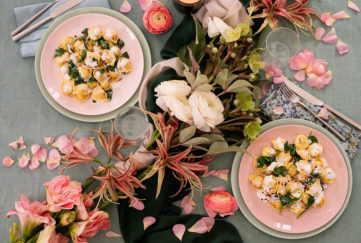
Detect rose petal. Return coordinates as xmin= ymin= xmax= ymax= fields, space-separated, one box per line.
xmin=294 ymin=70 xmax=306 ymax=81
xmin=210 ymin=186 xmax=227 ymax=192
xmin=18 ymin=153 xmax=30 ymax=168
xmin=173 ymin=224 xmax=186 ymax=241
xmin=2 ymin=156 xmax=14 ymax=167
xmin=130 ymin=199 xmax=145 ymax=211
xmin=52 ymin=135 xmax=73 ymax=154
xmin=202 ymin=169 xmax=229 ymax=181
xmin=36 ymin=148 xmax=48 ymax=162
xmin=273 ymin=106 xmax=284 ymax=115
xmin=258 ymin=82 xmax=270 ymax=99
xmin=289 ymin=50 xmax=314 ymax=70
xmin=143 ymin=216 xmax=156 ymax=230
xmin=46 ymin=149 xmax=61 ymax=170
xmin=337 ymin=39 xmax=350 ymax=55
xmin=318 ymin=106 xmax=329 ymax=120
xmin=105 ymin=231 xmax=122 ymax=237
xmin=29 ymin=157 xmax=40 ymax=171
xmin=322 ymin=70 xmax=333 ymax=85
xmin=9 ymin=136 xmax=26 ymax=150
xmin=181 ymin=195 xmax=195 ymax=215
xmin=31 ymin=144 xmax=41 ymax=154
xmin=348 ymin=0 xmax=360 ymax=12
xmin=188 ymin=217 xmax=215 ymax=234
xmin=120 ymin=0 xmax=132 ymax=13
xmin=43 ymin=137 xmax=54 ymax=144
xmin=322 ymin=28 xmax=337 ymax=43
xmin=320 ymin=12 xmax=335 ymax=26
xmin=273 ymin=75 xmax=287 ymax=84
xmin=332 ymin=11 xmax=350 ymax=20
xmin=138 ymin=0 xmax=157 ymax=11
xmin=315 ymin=27 xmax=325 ymax=40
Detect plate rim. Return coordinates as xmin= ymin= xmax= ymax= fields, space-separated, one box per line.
xmin=35 ymin=7 xmax=151 ymax=122
xmin=231 ymin=118 xmax=353 ymax=239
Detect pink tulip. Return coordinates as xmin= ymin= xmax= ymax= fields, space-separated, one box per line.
xmin=70 ymin=209 xmax=110 ymax=242
xmin=37 ymin=225 xmax=69 ymax=243
xmin=44 ymin=175 xmax=82 ymax=212
xmin=203 ymin=191 xmax=238 ymax=218
xmin=6 ymin=194 xmax=55 ymax=238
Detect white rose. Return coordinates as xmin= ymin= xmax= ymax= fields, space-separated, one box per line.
xmin=207 ymin=17 xmax=232 ymax=38
xmin=155 ymin=80 xmax=193 ymax=124
xmin=188 ymin=90 xmax=225 ymax=132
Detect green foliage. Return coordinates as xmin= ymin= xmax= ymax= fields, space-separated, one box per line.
xmin=179 ymin=126 xmax=196 ymax=143
xmin=298 ymin=195 xmax=315 ymax=218
xmin=54 ymin=48 xmax=66 ymax=58
xmin=272 ymin=166 xmax=287 ymax=177
xmin=117 ymin=39 xmax=125 ymax=49
xmin=308 ymin=133 xmax=318 ymax=144
xmin=256 ymin=155 xmax=276 ymax=168
xmin=244 ymin=121 xmax=262 ymax=140
xmin=284 ymin=141 xmax=301 ymax=162
xmin=280 ymin=190 xmax=300 ymax=207
xmin=235 ymin=92 xmax=255 ymax=111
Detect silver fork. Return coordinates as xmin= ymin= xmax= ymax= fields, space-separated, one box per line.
xmin=280 ymin=83 xmax=346 ymax=142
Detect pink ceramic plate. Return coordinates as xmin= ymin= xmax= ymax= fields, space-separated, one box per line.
xmin=40 ymin=13 xmax=144 ymax=116
xmin=239 ymin=124 xmax=348 ymax=234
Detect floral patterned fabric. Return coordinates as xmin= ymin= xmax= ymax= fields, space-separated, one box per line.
xmin=260 ymin=84 xmax=361 ymax=160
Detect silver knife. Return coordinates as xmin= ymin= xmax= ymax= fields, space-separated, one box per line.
xmin=12 ymin=0 xmax=84 ymax=42
xmin=284 ymin=79 xmax=361 ymax=130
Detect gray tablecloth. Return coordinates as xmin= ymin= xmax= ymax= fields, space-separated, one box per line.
xmin=0 ymin=0 xmax=360 ymax=243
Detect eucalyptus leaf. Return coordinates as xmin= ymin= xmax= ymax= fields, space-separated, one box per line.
xmin=227 ymin=145 xmax=246 ymax=153
xmin=183 ymin=70 xmax=195 ymax=86
xmin=192 ymin=14 xmax=205 ymax=47
xmin=214 ymin=69 xmax=229 ymax=89
xmin=227 ymin=80 xmax=253 ymax=93
xmin=200 ymin=134 xmax=225 ymax=142
xmin=207 ymin=141 xmax=229 ymax=154
xmin=186 ymin=46 xmax=200 ymax=71
xmin=195 ymin=83 xmax=213 ymax=92
xmin=177 ymin=46 xmax=191 ymax=67
xmin=179 ymin=126 xmax=196 ymax=143
xmin=183 ymin=137 xmax=210 ymax=145
xmin=193 ymin=71 xmax=208 ymax=87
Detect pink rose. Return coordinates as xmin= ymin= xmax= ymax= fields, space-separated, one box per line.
xmin=37 ymin=225 xmax=69 ymax=243
xmin=44 ymin=175 xmax=82 ymax=212
xmin=143 ymin=4 xmax=172 ymax=34
xmin=6 ymin=194 xmax=55 ymax=238
xmin=203 ymin=191 xmax=238 ymax=218
xmin=70 ymin=209 xmax=110 ymax=242
xmin=75 ymin=193 xmax=94 ymax=221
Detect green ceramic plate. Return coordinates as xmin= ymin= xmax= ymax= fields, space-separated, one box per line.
xmin=35 ymin=7 xmax=151 ymax=122
xmin=231 ymin=118 xmax=352 ymax=239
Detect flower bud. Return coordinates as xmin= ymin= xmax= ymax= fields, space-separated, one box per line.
xmin=211 ymin=47 xmax=218 ymax=54
xmin=60 ymin=211 xmax=76 ymax=226
xmin=244 ymin=64 xmax=248 ymax=69
xmin=249 ymin=73 xmax=256 ymax=82
xmin=240 ymin=55 xmax=247 ymax=61
xmin=233 ymin=43 xmax=238 ymax=48
xmin=9 ymin=222 xmax=20 ymax=243
xmin=246 ymin=38 xmax=253 ymax=43
xmin=233 ymin=99 xmax=240 ymax=106
xmin=231 ymin=53 xmax=236 ymax=58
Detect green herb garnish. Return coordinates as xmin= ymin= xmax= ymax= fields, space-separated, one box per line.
xmin=106 ymin=89 xmax=113 ymax=100
xmin=280 ymin=191 xmax=300 ymax=207
xmin=54 ymin=48 xmax=66 ymax=58
xmin=256 ymin=155 xmax=276 ymax=168
xmin=303 ymin=173 xmax=319 ymax=186
xmin=117 ymin=39 xmax=124 ymax=49
xmin=76 ymin=36 xmax=86 ymax=41
xmin=297 ymin=195 xmax=315 ymax=218
xmin=92 ymin=58 xmax=98 ymax=65
xmin=84 ymin=39 xmax=90 ymax=50
xmin=122 ymin=51 xmax=129 ymax=58
xmin=81 ymin=28 xmax=89 ymax=36
xmin=284 ymin=141 xmax=302 ymax=162
xmin=308 ymin=133 xmax=318 ymax=144
xmin=88 ymin=76 xmax=96 ymax=83
xmin=98 ymin=36 xmax=110 ymax=49
xmin=99 ymin=69 xmax=105 ymax=74
xmin=272 ymin=166 xmax=287 ymax=177
xmin=79 ymin=50 xmax=87 ymax=62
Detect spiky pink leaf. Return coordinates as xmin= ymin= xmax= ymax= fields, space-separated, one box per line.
xmin=2 ymin=156 xmax=14 ymax=167
xmin=173 ymin=224 xmax=186 ymax=241
xmin=336 ymin=39 xmax=350 ymax=55
xmin=143 ymin=216 xmax=156 ymax=230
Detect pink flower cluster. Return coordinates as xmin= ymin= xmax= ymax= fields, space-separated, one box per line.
xmin=6 ymin=175 xmax=110 ymax=243
xmin=289 ymin=50 xmax=332 ymax=89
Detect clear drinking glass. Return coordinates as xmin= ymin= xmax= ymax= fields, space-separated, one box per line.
xmin=114 ymin=106 xmax=150 ymax=152
xmin=263 ymin=27 xmax=300 ymax=68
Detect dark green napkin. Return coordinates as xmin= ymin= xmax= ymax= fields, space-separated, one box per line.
xmin=118 ymin=168 xmax=243 ymax=243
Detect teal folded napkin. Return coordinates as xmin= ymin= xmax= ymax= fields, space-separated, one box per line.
xmin=13 ymin=0 xmax=110 ymax=58
xmin=260 ymin=84 xmax=361 ymax=160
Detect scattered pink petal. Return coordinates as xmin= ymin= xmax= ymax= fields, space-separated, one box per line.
xmin=210 ymin=186 xmax=227 ymax=192
xmin=2 ymin=156 xmax=14 ymax=167
xmin=143 ymin=216 xmax=156 ymax=230
xmin=18 ymin=153 xmax=30 ymax=168
xmin=105 ymin=231 xmax=122 ymax=237
xmin=173 ymin=224 xmax=186 ymax=241
xmin=289 ymin=50 xmax=314 ymax=70
xmin=273 ymin=106 xmax=284 ymax=115
xmin=273 ymin=75 xmax=287 ymax=84
xmin=265 ymin=65 xmax=282 ymax=79
xmin=52 ymin=135 xmax=73 ymax=154
xmin=43 ymin=137 xmax=54 ymax=144
xmin=315 ymin=27 xmax=325 ymax=40
xmin=310 ymin=59 xmax=327 ymax=76
xmin=323 ymin=70 xmax=333 ymax=85
xmin=120 ymin=0 xmax=132 ymax=13
xmin=29 ymin=157 xmax=40 ymax=171
xmin=320 ymin=12 xmax=335 ymax=26
xmin=181 ymin=195 xmax=195 ymax=214
xmin=130 ymin=199 xmax=145 ymax=210
xmin=188 ymin=217 xmax=215 ymax=234
xmin=322 ymin=28 xmax=337 ymax=44
xmin=138 ymin=0 xmax=157 ymax=11
xmin=202 ymin=169 xmax=229 ymax=181
xmin=46 ymin=149 xmax=61 ymax=170
xmin=294 ymin=70 xmax=306 ymax=81
xmin=73 ymin=137 xmax=99 ymax=158
xmin=348 ymin=0 xmax=360 ymax=12
xmin=31 ymin=144 xmax=41 ymax=154
xmin=36 ymin=148 xmax=48 ymax=162
xmin=332 ymin=11 xmax=350 ymax=20
xmin=337 ymin=39 xmax=350 ymax=55
xmin=9 ymin=136 xmax=26 ymax=150
xmin=318 ymin=106 xmax=329 ymax=120
xmin=306 ymin=74 xmax=328 ymax=90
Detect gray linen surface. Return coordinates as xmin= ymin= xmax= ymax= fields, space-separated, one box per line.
xmin=261 ymin=83 xmax=361 ymax=160
xmin=14 ymin=0 xmax=110 ymax=58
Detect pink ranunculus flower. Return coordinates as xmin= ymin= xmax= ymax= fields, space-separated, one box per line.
xmin=6 ymin=194 xmax=55 ymax=238
xmin=203 ymin=191 xmax=238 ymax=218
xmin=37 ymin=225 xmax=69 ymax=243
xmin=44 ymin=175 xmax=82 ymax=212
xmin=143 ymin=4 xmax=172 ymax=34
xmin=70 ymin=209 xmax=111 ymax=242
